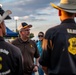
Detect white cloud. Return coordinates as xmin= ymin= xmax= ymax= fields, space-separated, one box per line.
xmin=1 ymin=0 xmax=60 ymax=36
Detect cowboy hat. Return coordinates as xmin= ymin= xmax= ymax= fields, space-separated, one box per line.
xmin=51 ymin=0 xmax=76 ymax=13
xmin=0 ymin=7 xmax=11 ymax=19
xmin=0 ymin=10 xmax=12 ymax=24
xmin=17 ymin=22 xmax=32 ymax=31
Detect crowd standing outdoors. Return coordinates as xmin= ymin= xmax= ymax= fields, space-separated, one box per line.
xmin=39 ymin=0 xmax=76 ymax=75
xmin=1 ymin=0 xmax=76 ymax=75
xmin=0 ymin=6 xmax=23 ymax=75
xmin=36 ymin=32 xmax=44 ymax=75
xmin=11 ymin=22 xmax=40 ymax=75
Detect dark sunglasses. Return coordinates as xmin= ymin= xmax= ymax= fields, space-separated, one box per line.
xmin=38 ymin=35 xmax=43 ymax=37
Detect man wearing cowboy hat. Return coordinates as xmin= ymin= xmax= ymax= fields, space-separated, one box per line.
xmin=11 ymin=22 xmax=40 ymax=75
xmin=39 ymin=0 xmax=76 ymax=74
xmin=0 ymin=7 xmax=23 ymax=75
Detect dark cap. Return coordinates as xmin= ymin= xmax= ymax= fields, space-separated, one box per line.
xmin=17 ymin=22 xmax=32 ymax=31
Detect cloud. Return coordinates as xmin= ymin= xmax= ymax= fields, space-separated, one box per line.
xmin=1 ymin=0 xmax=59 ymax=16
xmin=13 ymin=14 xmax=47 ymax=22
xmin=1 ymin=0 xmax=60 ymax=35
xmin=1 ymin=0 xmax=59 ymax=22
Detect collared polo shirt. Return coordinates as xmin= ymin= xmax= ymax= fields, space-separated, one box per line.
xmin=11 ymin=37 xmax=39 ymax=74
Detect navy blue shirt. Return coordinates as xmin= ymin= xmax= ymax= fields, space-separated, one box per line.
xmin=0 ymin=37 xmax=23 ymax=75
xmin=39 ymin=19 xmax=76 ymax=74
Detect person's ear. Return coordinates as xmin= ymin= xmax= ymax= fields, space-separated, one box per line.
xmin=58 ymin=10 xmax=61 ymax=16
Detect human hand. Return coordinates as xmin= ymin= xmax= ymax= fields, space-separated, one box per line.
xmin=33 ymin=65 xmax=38 ymax=72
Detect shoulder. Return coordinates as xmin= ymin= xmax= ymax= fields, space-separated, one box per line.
xmin=7 ymin=42 xmax=21 ymax=51
xmin=36 ymin=40 xmax=40 ymax=44
xmin=46 ymin=25 xmax=61 ymax=34
xmin=4 ymin=42 xmax=22 ymax=56
xmin=11 ymin=37 xmax=19 ymax=44
xmin=29 ymin=40 xmax=36 ymax=44
xmin=45 ymin=24 xmax=62 ymax=40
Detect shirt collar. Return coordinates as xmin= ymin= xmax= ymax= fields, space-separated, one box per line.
xmin=18 ymin=37 xmax=30 ymax=43
xmin=0 ymin=36 xmax=4 ymax=41
xmin=61 ymin=19 xmax=75 ymax=24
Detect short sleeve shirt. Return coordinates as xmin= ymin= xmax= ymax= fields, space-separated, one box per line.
xmin=39 ymin=19 xmax=76 ymax=74
xmin=11 ymin=37 xmax=39 ymax=74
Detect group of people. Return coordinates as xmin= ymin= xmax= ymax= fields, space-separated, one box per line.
xmin=0 ymin=0 xmax=76 ymax=75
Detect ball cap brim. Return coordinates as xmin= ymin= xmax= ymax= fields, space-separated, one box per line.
xmin=17 ymin=22 xmax=32 ymax=31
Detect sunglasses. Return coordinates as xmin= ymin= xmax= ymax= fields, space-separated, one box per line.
xmin=38 ymin=35 xmax=43 ymax=37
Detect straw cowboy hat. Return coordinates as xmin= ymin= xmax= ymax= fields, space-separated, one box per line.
xmin=0 ymin=7 xmax=11 ymax=20
xmin=51 ymin=0 xmax=76 ymax=13
xmin=0 ymin=7 xmax=12 ymax=24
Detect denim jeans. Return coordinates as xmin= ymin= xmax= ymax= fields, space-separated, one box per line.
xmin=32 ymin=72 xmax=35 ymax=75
xmin=38 ymin=65 xmax=44 ymax=75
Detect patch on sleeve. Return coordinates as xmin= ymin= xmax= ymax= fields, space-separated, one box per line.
xmin=67 ymin=29 xmax=76 ymax=34
xmin=68 ymin=37 xmax=76 ymax=55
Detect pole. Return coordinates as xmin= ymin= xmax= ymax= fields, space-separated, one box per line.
xmin=16 ymin=20 xmax=17 ymax=32
xmin=14 ymin=16 xmax=19 ymax=32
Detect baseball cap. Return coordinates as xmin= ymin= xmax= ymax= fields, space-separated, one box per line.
xmin=17 ymin=22 xmax=32 ymax=31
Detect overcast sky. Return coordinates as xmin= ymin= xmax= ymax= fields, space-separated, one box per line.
xmin=0 ymin=0 xmax=60 ymax=36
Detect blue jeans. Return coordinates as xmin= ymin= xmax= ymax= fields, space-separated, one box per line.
xmin=32 ymin=72 xmax=35 ymax=75
xmin=38 ymin=65 xmax=44 ymax=75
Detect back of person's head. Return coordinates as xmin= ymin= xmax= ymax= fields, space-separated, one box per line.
xmin=59 ymin=10 xmax=75 ymax=20
xmin=0 ymin=6 xmax=12 ymax=36
xmin=50 ymin=0 xmax=76 ymax=19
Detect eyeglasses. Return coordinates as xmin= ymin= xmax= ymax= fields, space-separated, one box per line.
xmin=38 ymin=35 xmax=43 ymax=37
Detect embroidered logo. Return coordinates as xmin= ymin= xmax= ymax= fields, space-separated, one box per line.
xmin=68 ymin=37 xmax=76 ymax=55
xmin=30 ymin=44 xmax=33 ymax=47
xmin=67 ymin=29 xmax=76 ymax=34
